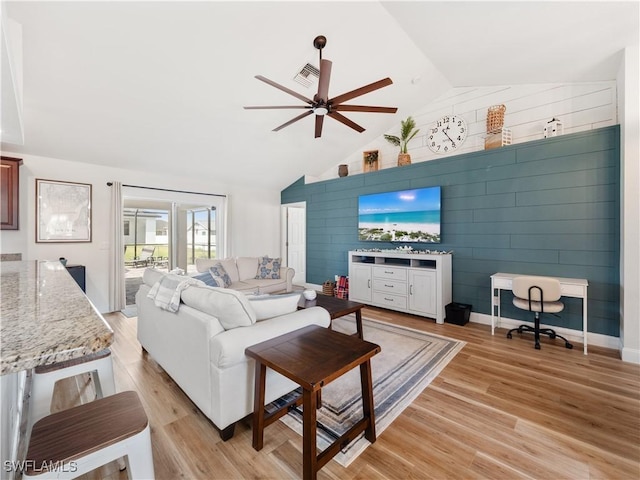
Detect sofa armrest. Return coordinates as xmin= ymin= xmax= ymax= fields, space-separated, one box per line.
xmin=282 ymin=266 xmax=295 ymax=292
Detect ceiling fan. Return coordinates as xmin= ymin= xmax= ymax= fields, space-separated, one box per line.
xmin=244 ymin=35 xmax=398 ymax=138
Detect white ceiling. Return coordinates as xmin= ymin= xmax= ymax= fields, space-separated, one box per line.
xmin=1 ymin=1 xmax=638 ymax=191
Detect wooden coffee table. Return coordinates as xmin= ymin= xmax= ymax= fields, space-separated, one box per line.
xmin=298 ymin=294 xmax=365 ymax=339
xmin=246 ymin=325 xmax=380 ymax=480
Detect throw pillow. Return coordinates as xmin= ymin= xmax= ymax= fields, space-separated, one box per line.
xmin=192 ymin=271 xmax=219 ymax=287
xmin=180 ymin=286 xmax=256 ymax=330
xmin=255 ymin=256 xmax=281 ymax=280
xmin=247 ymin=292 xmax=302 ymax=321
xmin=209 ymin=263 xmax=232 ymax=288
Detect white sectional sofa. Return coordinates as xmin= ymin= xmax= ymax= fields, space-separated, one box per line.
xmin=136 ymin=268 xmax=330 ymax=440
xmin=195 ymin=256 xmax=294 ymax=293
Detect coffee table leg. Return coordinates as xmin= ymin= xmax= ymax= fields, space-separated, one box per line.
xmin=252 ymin=361 xmax=267 ymax=450
xmin=302 ymin=387 xmax=318 ymax=480
xmin=356 ymin=309 xmax=364 ymax=339
xmin=359 ymin=359 xmax=376 ymax=443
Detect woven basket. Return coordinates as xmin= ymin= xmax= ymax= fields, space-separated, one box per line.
xmin=486 ymin=104 xmax=506 ymax=134
xmin=322 ymin=281 xmax=336 ymax=296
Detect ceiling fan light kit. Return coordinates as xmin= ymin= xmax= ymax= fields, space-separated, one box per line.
xmin=244 ymin=35 xmax=398 ymax=138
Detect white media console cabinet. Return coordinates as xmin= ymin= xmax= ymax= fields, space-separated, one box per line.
xmin=348 ymin=250 xmax=452 ymax=323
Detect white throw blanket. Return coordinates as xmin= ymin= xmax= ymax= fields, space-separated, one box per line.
xmin=147 ymin=274 xmax=204 ymax=312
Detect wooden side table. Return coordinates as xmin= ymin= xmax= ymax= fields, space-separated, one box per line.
xmin=245 ymin=325 xmax=380 ymax=480
xmin=298 ymin=294 xmax=366 ymax=339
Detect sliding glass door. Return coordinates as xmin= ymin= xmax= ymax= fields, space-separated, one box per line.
xmin=121 ymin=189 xmax=226 ymax=307
xmin=174 ymin=205 xmax=218 ymax=275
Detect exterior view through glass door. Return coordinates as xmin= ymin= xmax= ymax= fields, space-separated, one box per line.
xmin=181 ymin=206 xmax=217 ymax=275
xmin=122 ymin=189 xmax=226 ymax=308
xmin=123 ymin=204 xmax=171 ymax=306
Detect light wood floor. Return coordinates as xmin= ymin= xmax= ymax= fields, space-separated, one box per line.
xmin=54 ymin=307 xmax=640 ymax=480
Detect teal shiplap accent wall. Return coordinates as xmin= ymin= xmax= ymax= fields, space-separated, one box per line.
xmin=281 ymin=126 xmax=620 ymax=337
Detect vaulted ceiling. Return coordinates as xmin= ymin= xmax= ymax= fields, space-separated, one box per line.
xmin=1 ymin=1 xmax=638 ymax=191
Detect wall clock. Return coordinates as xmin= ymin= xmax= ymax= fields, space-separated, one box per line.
xmin=428 ymin=115 xmax=468 ymax=154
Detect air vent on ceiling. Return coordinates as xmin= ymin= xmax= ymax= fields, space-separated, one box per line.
xmin=292 ymin=63 xmax=319 ymax=88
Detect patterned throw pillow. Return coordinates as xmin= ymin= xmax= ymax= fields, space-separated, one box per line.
xmin=192 ymin=271 xmax=218 ymax=287
xmin=209 ymin=263 xmax=232 ymax=288
xmin=255 ymin=256 xmax=281 ymax=279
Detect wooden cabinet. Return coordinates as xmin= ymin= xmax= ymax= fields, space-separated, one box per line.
xmin=348 ymin=250 xmax=452 ymax=323
xmin=1 ymin=157 xmax=22 ymax=230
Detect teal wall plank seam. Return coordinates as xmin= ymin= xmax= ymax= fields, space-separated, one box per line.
xmin=281 ymin=126 xmax=621 ymax=337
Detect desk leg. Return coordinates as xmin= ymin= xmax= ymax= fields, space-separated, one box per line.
xmin=355 ymin=309 xmax=364 ymax=340
xmin=359 ymin=359 xmax=376 ymax=443
xmin=252 ymin=361 xmax=266 ymax=451
xmin=583 ymin=292 xmax=588 ymax=355
xmin=491 ymin=280 xmax=504 ymax=335
xmin=302 ymin=388 xmax=318 ymax=480
xmin=491 ymin=279 xmax=501 ymax=336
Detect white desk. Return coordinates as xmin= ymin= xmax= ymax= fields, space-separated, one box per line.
xmin=490 ymin=272 xmax=589 ymax=355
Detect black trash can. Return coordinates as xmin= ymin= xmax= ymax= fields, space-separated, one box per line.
xmin=445 ymin=303 xmax=472 ymax=326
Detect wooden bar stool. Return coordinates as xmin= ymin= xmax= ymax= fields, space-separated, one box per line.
xmin=24 ymin=391 xmax=154 ymax=479
xmin=29 ymin=349 xmax=116 ymax=429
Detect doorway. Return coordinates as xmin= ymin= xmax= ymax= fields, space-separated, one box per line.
xmin=122 ymin=201 xmax=222 ymax=306
xmin=281 ymin=202 xmax=306 ymax=286
xmin=123 ymin=200 xmax=171 ymax=306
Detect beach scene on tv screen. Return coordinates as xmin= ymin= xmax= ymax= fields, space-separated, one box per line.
xmin=358 ymin=187 xmax=441 ymax=243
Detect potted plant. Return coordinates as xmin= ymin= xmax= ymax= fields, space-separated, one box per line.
xmin=384 ymin=116 xmax=420 ymax=166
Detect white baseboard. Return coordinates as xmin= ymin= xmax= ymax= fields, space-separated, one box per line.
xmin=303 ymin=287 xmax=625 ymax=355
xmin=470 ymin=312 xmax=621 ymax=351
xmin=621 ymin=346 xmax=640 ymax=364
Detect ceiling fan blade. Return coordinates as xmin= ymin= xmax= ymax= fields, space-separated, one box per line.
xmin=316 ymin=59 xmax=332 ymax=102
xmin=272 ymin=110 xmax=313 ymax=132
xmin=328 ymin=111 xmax=365 ymax=133
xmin=255 ymin=75 xmax=313 ymax=105
xmin=315 ymin=115 xmax=324 ymax=138
xmin=329 ymin=78 xmax=393 ymax=105
xmin=332 ymin=105 xmax=398 ymax=114
xmin=244 ymin=106 xmax=311 ymax=110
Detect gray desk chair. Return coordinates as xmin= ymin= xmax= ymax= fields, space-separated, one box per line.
xmin=506 ymin=276 xmax=574 ymax=350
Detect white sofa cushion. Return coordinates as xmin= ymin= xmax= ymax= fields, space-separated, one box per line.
xmin=209 ymin=307 xmax=331 ymax=369
xmin=236 ymin=257 xmax=259 ymax=281
xmin=142 ymin=267 xmax=165 ymax=287
xmin=196 ymin=258 xmax=217 ymax=272
xmin=247 ymin=292 xmax=302 ymax=321
xmin=181 ymin=286 xmax=256 ymax=330
xmin=196 ymin=258 xmax=240 ymax=283
xmin=219 ymin=258 xmax=239 ymax=283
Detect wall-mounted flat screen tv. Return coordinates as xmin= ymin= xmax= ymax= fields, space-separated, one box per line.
xmin=358 ymin=186 xmax=441 ymax=243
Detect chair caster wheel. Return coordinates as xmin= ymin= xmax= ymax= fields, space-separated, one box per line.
xmin=566 ymin=343 xmax=573 ymax=349
xmin=507 ymin=333 xmax=512 ymax=339
xmin=535 ymin=343 xmax=541 ymax=350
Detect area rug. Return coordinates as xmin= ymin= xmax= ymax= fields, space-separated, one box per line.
xmin=272 ymin=315 xmax=465 ymax=467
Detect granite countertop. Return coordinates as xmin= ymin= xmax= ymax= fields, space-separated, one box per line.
xmin=0 ymin=260 xmax=114 ymax=375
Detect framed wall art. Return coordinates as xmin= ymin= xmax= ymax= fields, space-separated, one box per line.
xmin=36 ymin=179 xmax=92 ymax=243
